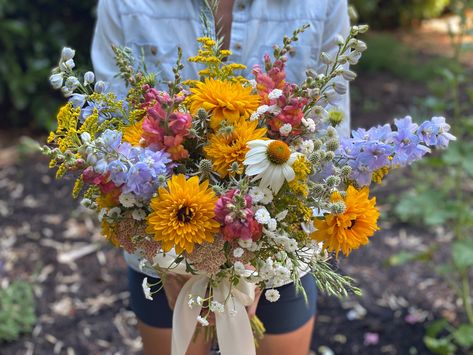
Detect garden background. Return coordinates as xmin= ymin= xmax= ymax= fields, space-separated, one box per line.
xmin=1 ymin=1 xmax=473 ymax=354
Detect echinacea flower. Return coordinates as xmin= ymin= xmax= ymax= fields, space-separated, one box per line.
xmin=188 ymin=78 xmax=260 ymax=130
xmin=146 ymin=175 xmax=220 ymax=254
xmin=244 ymin=139 xmax=298 ymax=193
xmin=311 ymin=186 xmax=380 ymax=257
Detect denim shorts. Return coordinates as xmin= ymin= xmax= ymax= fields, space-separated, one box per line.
xmin=127 ymin=267 xmax=317 ymax=334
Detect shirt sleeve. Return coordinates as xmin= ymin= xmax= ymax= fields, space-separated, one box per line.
xmin=91 ymin=0 xmax=127 ymax=96
xmin=317 ymin=0 xmax=351 ymax=138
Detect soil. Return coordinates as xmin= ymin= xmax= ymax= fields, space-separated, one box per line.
xmin=0 ymin=32 xmax=470 ymax=355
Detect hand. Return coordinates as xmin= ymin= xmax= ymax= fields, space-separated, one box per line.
xmin=246 ymin=287 xmax=262 ymax=320
xmin=162 ymin=273 xmax=191 ymax=310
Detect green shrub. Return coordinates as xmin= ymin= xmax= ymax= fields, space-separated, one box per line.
xmin=0 ymin=280 xmax=37 ymax=342
xmin=0 ymin=0 xmax=96 ymax=130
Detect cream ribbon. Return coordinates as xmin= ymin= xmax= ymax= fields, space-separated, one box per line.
xmin=153 ymin=253 xmax=257 ymax=355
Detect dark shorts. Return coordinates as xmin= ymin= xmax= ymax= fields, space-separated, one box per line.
xmin=127 ymin=267 xmax=317 ymax=334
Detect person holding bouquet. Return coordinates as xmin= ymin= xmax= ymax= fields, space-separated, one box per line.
xmin=91 ymin=0 xmax=350 ymax=354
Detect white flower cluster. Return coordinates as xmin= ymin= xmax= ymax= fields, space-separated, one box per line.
xmin=248 ymin=186 xmax=273 ymax=205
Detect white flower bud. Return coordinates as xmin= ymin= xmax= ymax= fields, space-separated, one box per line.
xmin=348 ymin=51 xmax=362 ymax=65
xmin=324 ymin=89 xmax=337 ymax=104
xmin=80 ymin=132 xmax=91 ymax=143
xmin=49 ymin=73 xmax=64 ymax=89
xmin=94 ymin=81 xmax=106 ymax=93
xmin=83 ymin=71 xmax=95 ymax=85
xmin=320 ymin=52 xmax=333 ymax=65
xmin=335 ymin=34 xmax=345 ymax=46
xmin=61 ymin=86 xmax=73 ymax=97
xmin=341 ymin=69 xmax=357 ymax=81
xmin=333 ymin=82 xmax=347 ymax=95
xmin=64 ymin=59 xmax=75 ymax=70
xmin=61 ymin=47 xmax=76 ymax=61
xmin=70 ymin=93 xmax=86 ymax=108
xmin=65 ymin=76 xmax=80 ymax=90
xmin=355 ymin=40 xmax=367 ymax=52
xmin=358 ymin=24 xmax=369 ymax=33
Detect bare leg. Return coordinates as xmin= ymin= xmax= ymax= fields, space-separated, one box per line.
xmin=137 ymin=320 xmax=212 ymax=355
xmin=256 ymin=316 xmax=315 ymax=355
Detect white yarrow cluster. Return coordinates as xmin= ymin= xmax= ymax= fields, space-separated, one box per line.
xmin=268 ymin=88 xmax=283 ymax=100
xmin=265 ymin=289 xmax=280 ymax=302
xmin=301 ymin=117 xmax=316 ymax=132
xmin=279 ymin=123 xmax=292 ymax=136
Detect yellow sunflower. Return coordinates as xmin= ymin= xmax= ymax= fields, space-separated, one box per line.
xmin=146 ymin=175 xmax=220 ymax=254
xmin=122 ymin=119 xmax=144 ymax=146
xmin=311 ymin=186 xmax=380 ymax=257
xmin=204 ymin=120 xmax=267 ymax=177
xmin=188 ymin=78 xmax=260 ymax=130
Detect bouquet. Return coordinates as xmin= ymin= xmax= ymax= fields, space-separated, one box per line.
xmin=43 ymin=23 xmax=455 ymax=355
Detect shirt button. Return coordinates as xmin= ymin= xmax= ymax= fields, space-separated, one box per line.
xmin=234 ymin=43 xmax=242 ymax=50
xmin=238 ymin=3 xmax=245 ymax=10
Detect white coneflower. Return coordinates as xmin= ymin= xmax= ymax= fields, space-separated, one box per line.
xmin=265 ymin=289 xmax=280 ymax=302
xmin=244 ymin=140 xmax=298 ymax=193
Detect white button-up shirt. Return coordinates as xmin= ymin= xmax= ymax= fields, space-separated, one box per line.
xmin=92 ymin=0 xmax=351 ymax=135
xmin=91 ymin=0 xmax=351 ymax=277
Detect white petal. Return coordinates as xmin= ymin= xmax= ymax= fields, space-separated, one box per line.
xmin=287 ymin=153 xmax=299 ymax=166
xmin=282 ymin=165 xmax=295 ymax=181
xmin=246 ymin=160 xmax=270 ymax=176
xmin=247 ymin=140 xmax=270 ymax=149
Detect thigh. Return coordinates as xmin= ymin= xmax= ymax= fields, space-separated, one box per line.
xmin=255 ymin=274 xmax=317 ymax=355
xmin=256 ymin=316 xmax=315 ymax=355
xmin=127 ymin=267 xmax=212 ymax=355
xmin=256 ymin=273 xmax=317 ymax=334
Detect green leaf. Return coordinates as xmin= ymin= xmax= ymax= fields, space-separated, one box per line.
xmin=425 ymin=319 xmax=449 ymax=338
xmin=453 ymin=324 xmax=473 ymax=347
xmin=452 ymin=240 xmax=473 ymax=271
xmin=424 ymin=336 xmax=457 ymax=355
xmin=387 ymin=249 xmax=433 ymax=266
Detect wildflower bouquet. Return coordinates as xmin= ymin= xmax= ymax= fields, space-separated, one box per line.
xmin=43 ymin=24 xmax=455 ymax=355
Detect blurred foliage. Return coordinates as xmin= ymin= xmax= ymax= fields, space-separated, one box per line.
xmin=356 ymin=33 xmax=455 ymax=82
xmin=351 ymin=0 xmax=450 ymax=29
xmin=0 ymin=280 xmax=36 ymax=342
xmin=0 ymin=0 xmax=96 ymax=130
xmin=388 ymin=1 xmax=473 ymax=353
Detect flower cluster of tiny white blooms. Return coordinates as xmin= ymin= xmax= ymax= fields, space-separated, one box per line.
xmin=268 ymin=89 xmax=283 ymax=100
xmin=132 ymin=209 xmax=147 ymax=221
xmin=265 ymin=289 xmax=280 ymax=302
xmin=119 ymin=193 xmax=137 ymax=208
xmin=197 ymin=316 xmax=209 ymax=326
xmin=279 ymin=123 xmax=292 ymax=136
xmin=301 ymin=117 xmax=316 ymax=132
xmin=233 ymin=247 xmax=244 ymax=258
xmin=255 ymin=208 xmax=278 ymax=231
xmin=255 ymin=207 xmax=271 ymax=224
xmin=142 ymin=277 xmax=153 ymax=300
xmin=209 ymin=300 xmax=225 ymax=313
xmin=238 ymin=238 xmax=253 ymax=249
xmin=248 ymin=186 xmax=273 ymax=205
xmin=300 ymin=140 xmax=315 ymax=156
xmin=233 ymin=261 xmax=246 ymax=275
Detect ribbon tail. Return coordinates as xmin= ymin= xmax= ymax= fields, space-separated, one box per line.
xmin=214 ymin=282 xmax=256 ymax=355
xmin=171 ymin=276 xmax=208 ymax=355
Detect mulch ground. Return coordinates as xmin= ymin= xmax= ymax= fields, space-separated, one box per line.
xmin=0 ymin=54 xmax=469 ymax=355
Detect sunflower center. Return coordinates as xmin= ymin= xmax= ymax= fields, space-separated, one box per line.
xmin=177 ymin=205 xmax=194 ymax=223
xmin=267 ymin=140 xmax=291 ymax=165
